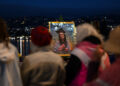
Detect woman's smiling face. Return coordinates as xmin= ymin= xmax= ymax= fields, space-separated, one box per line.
xmin=59 ymin=32 xmax=65 ymax=39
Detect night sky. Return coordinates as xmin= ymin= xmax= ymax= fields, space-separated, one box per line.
xmin=0 ymin=0 xmax=120 ymax=17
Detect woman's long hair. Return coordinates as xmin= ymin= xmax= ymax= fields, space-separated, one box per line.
xmin=59 ymin=33 xmax=67 ymax=47
xmin=0 ymin=18 xmax=9 ymax=48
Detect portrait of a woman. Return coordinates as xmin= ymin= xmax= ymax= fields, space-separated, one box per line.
xmin=54 ymin=28 xmax=72 ymax=54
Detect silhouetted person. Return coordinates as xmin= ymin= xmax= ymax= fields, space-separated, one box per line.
xmin=21 ymin=26 xmax=65 ymax=86
xmin=86 ymin=25 xmax=120 ymax=86
xmin=0 ymin=18 xmax=23 ymax=86
xmin=65 ymin=23 xmax=110 ymax=86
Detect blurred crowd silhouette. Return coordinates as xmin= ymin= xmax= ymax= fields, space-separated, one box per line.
xmin=0 ymin=17 xmax=120 ymax=86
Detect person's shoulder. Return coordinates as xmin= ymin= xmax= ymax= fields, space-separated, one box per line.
xmin=41 ymin=51 xmax=64 ymax=65
xmin=24 ymin=51 xmax=64 ymax=66
xmin=8 ymin=43 xmax=19 ymax=56
xmin=46 ymin=51 xmax=63 ymax=60
xmin=25 ymin=51 xmax=62 ymax=61
xmin=25 ymin=51 xmax=39 ymax=60
xmin=48 ymin=51 xmax=64 ymax=66
xmin=100 ymin=59 xmax=120 ymax=79
xmin=9 ymin=43 xmax=18 ymax=51
xmin=9 ymin=43 xmax=15 ymax=49
xmin=23 ymin=52 xmax=40 ymax=65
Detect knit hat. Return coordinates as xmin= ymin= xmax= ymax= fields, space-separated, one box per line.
xmin=104 ymin=26 xmax=120 ymax=54
xmin=31 ymin=26 xmax=52 ymax=47
xmin=76 ymin=23 xmax=103 ymax=43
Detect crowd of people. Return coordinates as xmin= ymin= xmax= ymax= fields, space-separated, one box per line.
xmin=0 ymin=17 xmax=120 ymax=86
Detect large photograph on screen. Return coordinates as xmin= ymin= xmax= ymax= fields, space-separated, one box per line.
xmin=49 ymin=22 xmax=76 ymax=56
